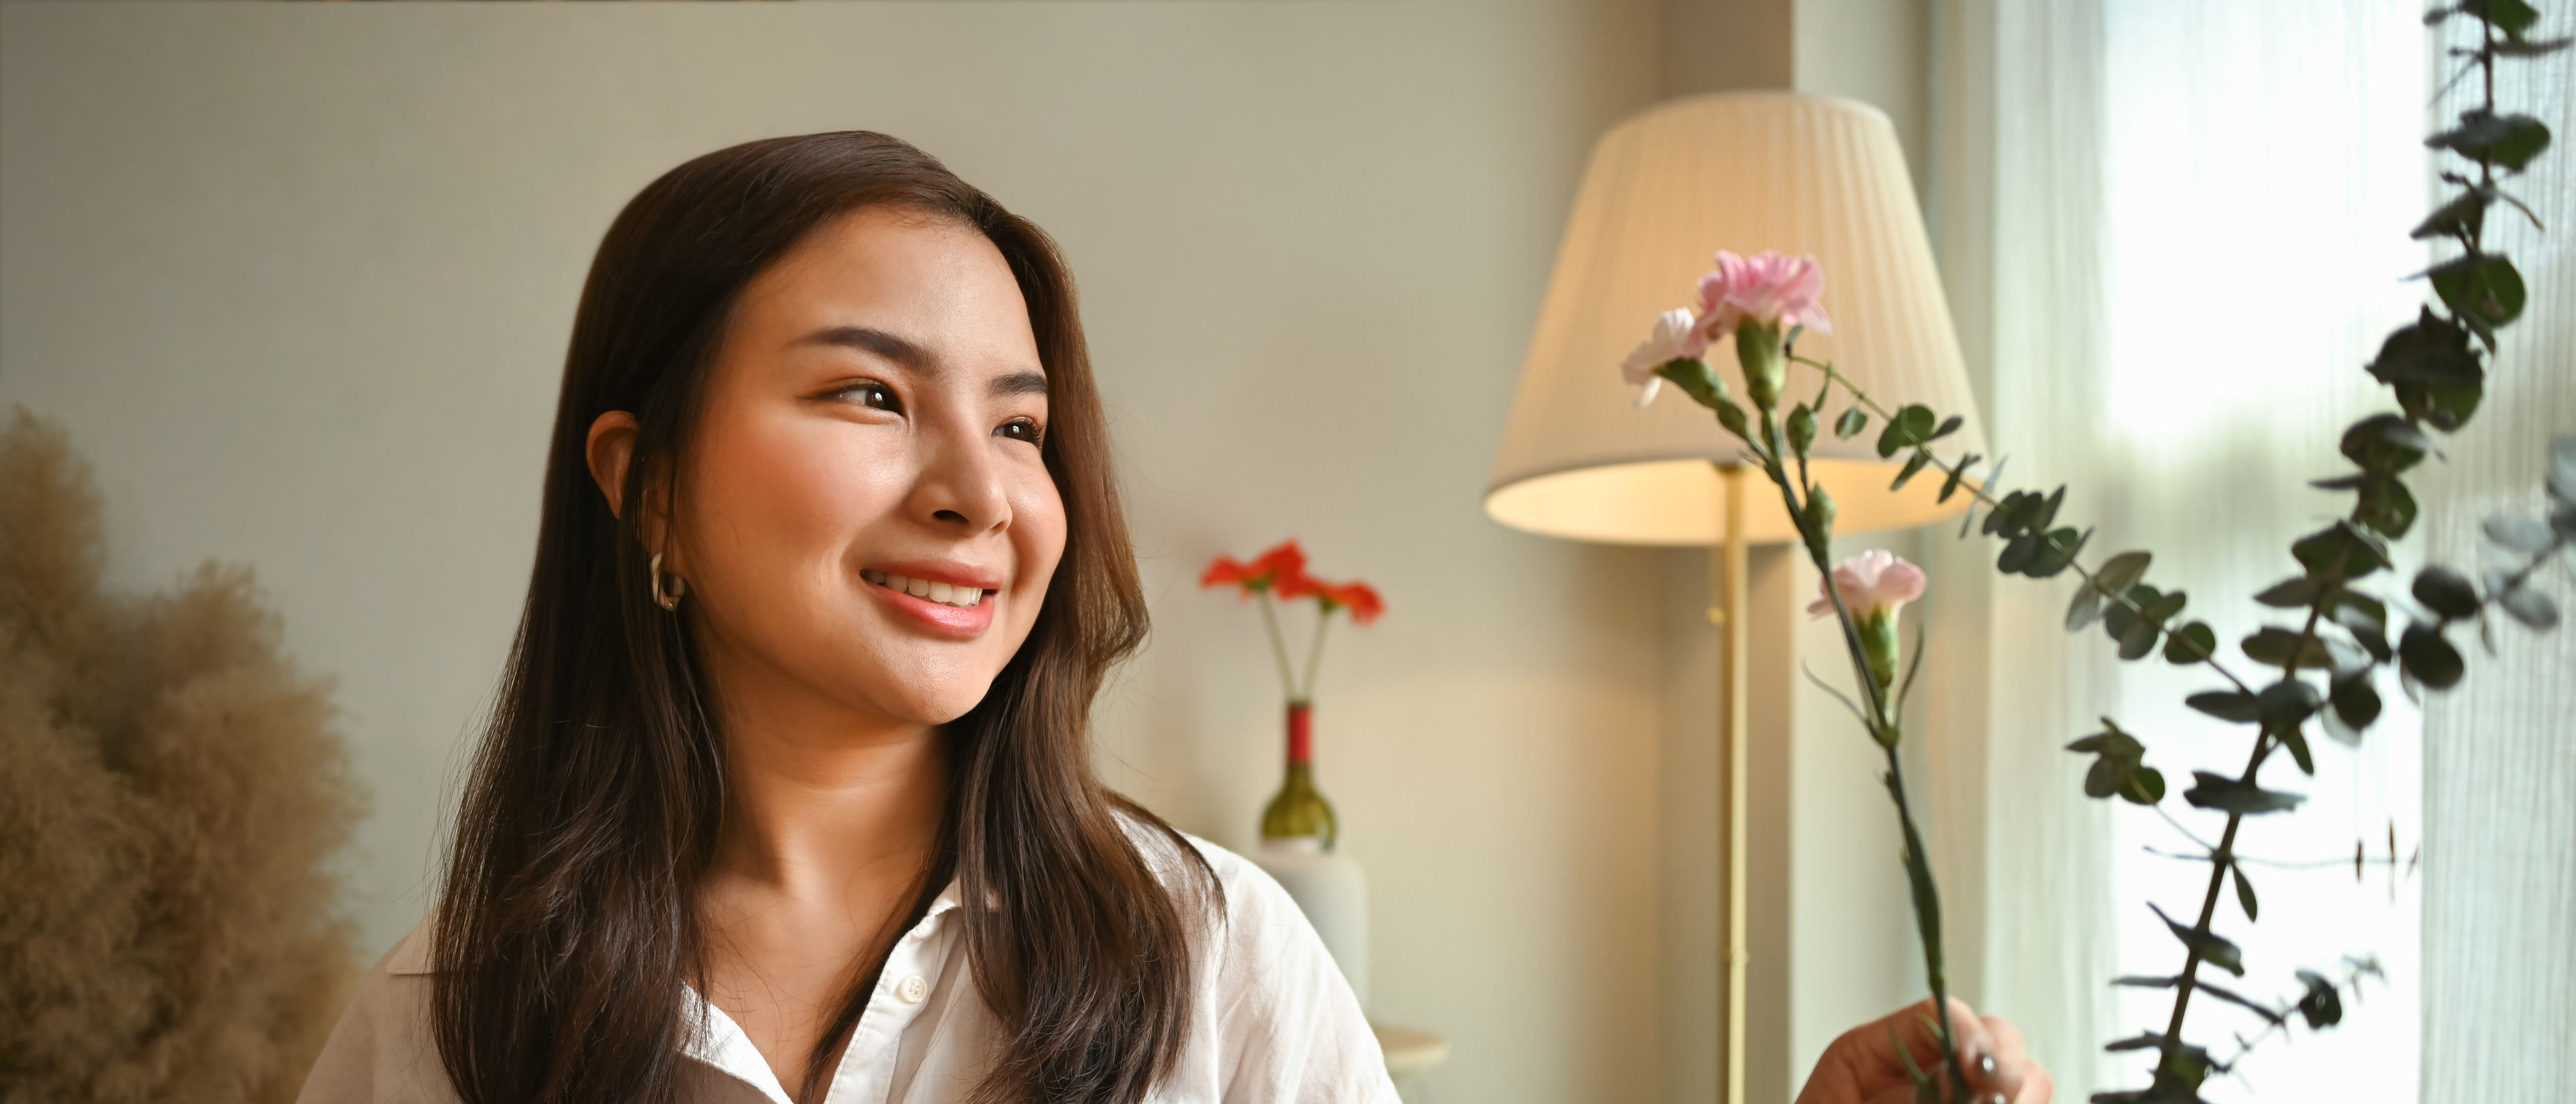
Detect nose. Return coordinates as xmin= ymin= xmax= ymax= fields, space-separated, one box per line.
xmin=909 ymin=411 xmax=1011 ymax=535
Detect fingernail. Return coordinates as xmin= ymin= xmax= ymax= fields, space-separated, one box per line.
xmin=1986 ymin=1094 xmax=2006 ymax=1104
xmin=1979 ymin=1054 xmax=1997 ymax=1078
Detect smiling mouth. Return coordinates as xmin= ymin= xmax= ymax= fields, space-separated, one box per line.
xmin=861 ymin=569 xmax=989 ymax=609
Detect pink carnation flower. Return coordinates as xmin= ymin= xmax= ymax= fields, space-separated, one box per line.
xmin=1807 ymin=548 xmax=1926 ymax=620
xmin=1697 ymin=250 xmax=1833 ymax=342
xmin=1618 ymin=307 xmax=1709 ymax=407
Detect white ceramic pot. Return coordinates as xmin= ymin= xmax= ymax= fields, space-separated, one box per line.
xmin=1252 ymin=838 xmax=1370 ymax=1008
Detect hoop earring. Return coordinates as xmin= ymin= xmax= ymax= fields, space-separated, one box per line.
xmin=650 ymin=552 xmax=686 ymax=611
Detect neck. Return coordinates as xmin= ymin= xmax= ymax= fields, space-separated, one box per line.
xmin=715 ymin=720 xmax=947 ymax=900
xmin=701 ymin=658 xmax=949 ymax=902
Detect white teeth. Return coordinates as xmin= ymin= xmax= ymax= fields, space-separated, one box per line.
xmin=867 ymin=571 xmax=983 ymax=608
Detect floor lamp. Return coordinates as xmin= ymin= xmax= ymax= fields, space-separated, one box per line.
xmin=1484 ymin=93 xmax=1986 ymax=1104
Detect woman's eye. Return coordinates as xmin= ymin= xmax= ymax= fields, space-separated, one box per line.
xmin=996 ymin=419 xmax=1044 ymax=446
xmin=837 ymin=382 xmax=900 ymax=412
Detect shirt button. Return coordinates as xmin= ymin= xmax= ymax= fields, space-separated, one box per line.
xmin=896 ymin=975 xmax=929 ymax=1004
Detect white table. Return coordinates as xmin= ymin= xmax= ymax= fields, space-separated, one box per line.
xmin=1372 ymin=1023 xmax=1450 ymax=1100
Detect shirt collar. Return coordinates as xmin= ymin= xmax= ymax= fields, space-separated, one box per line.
xmin=683 ymin=877 xmax=965 ymax=1102
xmin=381 ymin=878 xmax=966 ymax=979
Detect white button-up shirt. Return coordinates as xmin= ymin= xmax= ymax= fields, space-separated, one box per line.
xmin=297 ymin=835 xmax=1399 ymax=1104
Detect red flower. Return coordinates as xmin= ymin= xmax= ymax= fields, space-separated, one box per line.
xmin=1201 ymin=539 xmax=1313 ymax=596
xmin=1312 ymin=579 xmax=1385 ymax=625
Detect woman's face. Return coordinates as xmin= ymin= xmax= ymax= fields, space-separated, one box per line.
xmin=659 ymin=207 xmax=1063 ymax=729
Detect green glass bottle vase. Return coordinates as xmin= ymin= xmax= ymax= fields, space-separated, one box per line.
xmin=1259 ymin=702 xmax=1337 ymax=850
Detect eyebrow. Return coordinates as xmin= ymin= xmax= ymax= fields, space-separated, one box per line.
xmin=796 ymin=325 xmax=1048 ymax=398
xmin=798 ymin=325 xmax=932 ymax=370
xmin=991 ymin=370 xmax=1049 ymax=398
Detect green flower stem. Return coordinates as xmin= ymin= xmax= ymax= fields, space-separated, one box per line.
xmin=1298 ymin=607 xmax=1334 ymax=702
xmin=1255 ymin=590 xmax=1302 ymax=703
xmin=1882 ymin=741 xmax=1962 ymax=1093
xmin=1748 ymin=408 xmax=1973 ymax=1100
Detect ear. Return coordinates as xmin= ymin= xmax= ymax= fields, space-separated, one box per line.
xmin=585 ymin=410 xmax=640 ymax=520
xmin=588 ymin=410 xmax=680 ymax=567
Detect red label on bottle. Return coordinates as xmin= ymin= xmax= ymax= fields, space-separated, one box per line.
xmin=1286 ymin=703 xmax=1312 ymax=765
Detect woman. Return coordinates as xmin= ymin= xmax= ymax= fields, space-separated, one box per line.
xmin=298 ymin=131 xmax=2047 ymax=1104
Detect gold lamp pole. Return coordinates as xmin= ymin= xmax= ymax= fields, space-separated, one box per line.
xmin=1715 ymin=463 xmax=1749 ymax=1104
xmin=1485 ymin=92 xmax=1986 ymax=1104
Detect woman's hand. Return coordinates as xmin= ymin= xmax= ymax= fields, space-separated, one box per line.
xmin=1794 ymin=998 xmax=2051 ymax=1104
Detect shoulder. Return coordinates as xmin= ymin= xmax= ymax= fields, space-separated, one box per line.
xmin=1116 ymin=816 xmax=1400 ymax=1103
xmin=294 ymin=917 xmax=458 ymax=1103
xmin=1115 ymin=812 xmax=1307 ymax=947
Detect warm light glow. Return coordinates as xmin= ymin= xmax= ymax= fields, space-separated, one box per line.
xmin=1483 ymin=457 xmax=1979 ymax=547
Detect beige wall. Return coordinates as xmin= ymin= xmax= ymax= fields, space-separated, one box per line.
xmin=0 ymin=3 xmax=1670 ymax=1101
xmin=1 ymin=2 xmax=1950 ymax=1100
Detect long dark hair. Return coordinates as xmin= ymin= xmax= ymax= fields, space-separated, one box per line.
xmin=430 ymin=132 xmax=1211 ymax=1104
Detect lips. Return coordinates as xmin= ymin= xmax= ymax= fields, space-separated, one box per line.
xmin=861 ymin=563 xmax=1000 ymax=637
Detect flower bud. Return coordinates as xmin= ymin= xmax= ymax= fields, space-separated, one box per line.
xmin=1802 ymin=486 xmax=1837 ymax=562
xmin=1786 ymin=404 xmax=1818 ymax=459
xmin=1860 ymin=608 xmax=1900 ymax=692
xmin=1735 ymin=321 xmax=1786 ymax=410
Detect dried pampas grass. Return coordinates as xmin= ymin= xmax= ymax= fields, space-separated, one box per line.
xmin=1 ymin=408 xmax=366 ymax=1103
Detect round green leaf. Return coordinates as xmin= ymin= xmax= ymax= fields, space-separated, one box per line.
xmin=2095 ymin=551 xmax=2153 ymax=595
xmin=2430 ymin=254 xmax=2528 ymax=329
xmin=2356 ymin=474 xmax=2419 ymax=540
xmin=2186 ymin=689 xmax=2262 ymax=723
xmin=2483 ymin=514 xmax=2556 ymax=553
xmin=2498 ymin=585 xmax=2561 ymax=630
xmin=2398 ymin=624 xmax=2466 ymax=689
xmin=2123 ymin=766 xmax=2166 ymax=806
xmin=2165 ymin=621 xmax=2219 ymax=665
xmin=1833 ymin=406 xmax=1869 ymax=439
xmin=1786 ymin=404 xmax=1819 ymax=458
xmin=2184 ymin=771 xmax=2306 ymax=816
xmin=2412 ymin=565 xmax=2481 ymax=620
xmin=2341 ymin=414 xmax=2433 ymax=473
xmin=2257 ymin=679 xmax=2324 ymax=727
xmin=2331 ymin=675 xmax=2382 ymax=734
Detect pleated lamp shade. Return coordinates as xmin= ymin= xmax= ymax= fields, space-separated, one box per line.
xmin=1487 ymin=92 xmax=1986 ymax=546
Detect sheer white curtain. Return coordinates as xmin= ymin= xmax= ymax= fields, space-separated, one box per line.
xmin=2416 ymin=16 xmax=2576 ymax=1103
xmin=1920 ymin=2 xmax=2563 ymax=1099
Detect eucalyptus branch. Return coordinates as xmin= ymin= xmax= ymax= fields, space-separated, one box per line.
xmin=2212 ymin=957 xmax=2385 ymax=1077
xmin=1619 ymin=13 xmax=2565 ymax=1095
xmin=1791 ymin=353 xmax=2264 ymax=699
xmin=2156 ymin=602 xmax=2324 ymax=1074
xmin=2145 ymin=846 xmax=2418 ymax=874
xmin=1795 ymin=8 xmax=2567 ymax=1094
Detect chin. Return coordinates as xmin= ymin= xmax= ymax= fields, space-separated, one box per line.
xmin=860 ymin=663 xmax=1003 ymax=728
